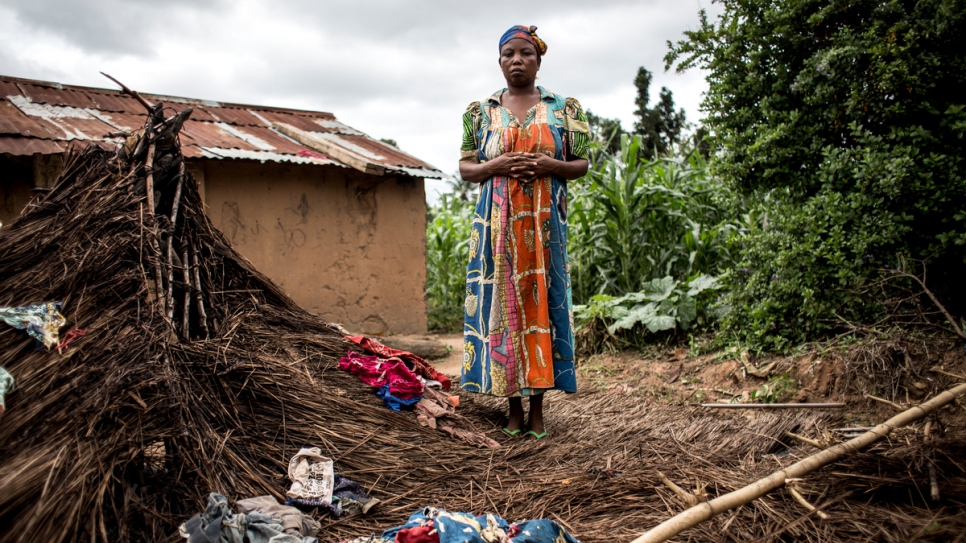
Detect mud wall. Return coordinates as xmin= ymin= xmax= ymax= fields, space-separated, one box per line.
xmin=197 ymin=159 xmax=428 ymax=335
xmin=0 ymin=156 xmax=32 ymax=228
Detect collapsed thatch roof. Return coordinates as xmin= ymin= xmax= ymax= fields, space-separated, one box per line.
xmin=0 ymin=104 xmax=963 ymax=543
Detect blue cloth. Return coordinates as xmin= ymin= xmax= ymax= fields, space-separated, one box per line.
xmin=0 ymin=302 xmax=65 ymax=350
xmin=498 ymin=25 xmax=547 ymax=55
xmin=376 ymin=384 xmax=421 ymax=412
xmin=382 ymin=507 xmax=579 ymax=543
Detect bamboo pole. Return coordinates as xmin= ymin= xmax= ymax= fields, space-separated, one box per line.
xmin=632 ymin=382 xmax=966 ymax=543
xmin=701 ymin=403 xmax=845 ymax=409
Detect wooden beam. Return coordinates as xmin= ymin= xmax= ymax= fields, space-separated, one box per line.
xmin=273 ymin=122 xmax=384 ymax=176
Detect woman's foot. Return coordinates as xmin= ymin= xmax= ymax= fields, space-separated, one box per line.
xmin=505 ymin=397 xmax=525 ymax=434
xmin=525 ymin=394 xmax=545 ymax=435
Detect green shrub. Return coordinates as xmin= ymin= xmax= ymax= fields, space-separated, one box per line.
xmin=668 ymin=0 xmax=966 ymax=351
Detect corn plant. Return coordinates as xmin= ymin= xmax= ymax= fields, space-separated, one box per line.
xmin=425 ymin=192 xmax=475 ymax=331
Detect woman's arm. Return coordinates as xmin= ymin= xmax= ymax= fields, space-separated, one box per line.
xmin=459 ymin=153 xmax=531 ymax=184
xmin=522 ymin=154 xmax=588 ymax=181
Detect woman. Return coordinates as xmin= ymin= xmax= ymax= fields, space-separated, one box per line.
xmin=459 ymin=25 xmax=590 ymax=439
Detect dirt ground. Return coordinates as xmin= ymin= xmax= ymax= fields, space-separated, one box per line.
xmin=421 ymin=332 xmax=966 ymax=428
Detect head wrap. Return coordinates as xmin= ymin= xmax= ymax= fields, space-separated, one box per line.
xmin=498 ymin=25 xmax=547 ymax=56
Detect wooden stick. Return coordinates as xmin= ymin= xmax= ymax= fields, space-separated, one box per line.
xmin=787 ymin=485 xmax=829 ymax=520
xmin=882 ymin=269 xmax=966 ymax=340
xmin=656 ymin=471 xmax=702 ymax=507
xmin=100 ymin=72 xmax=154 ymax=112
xmin=143 ymin=140 xmax=166 ymax=315
xmin=701 ymin=403 xmax=845 ymax=409
xmin=190 ymin=243 xmax=209 ymax=338
xmin=785 ymin=431 xmax=823 ymax=449
xmin=864 ymin=394 xmax=905 ymax=410
xmin=181 ymin=242 xmax=191 ymax=338
xmin=924 ymin=419 xmax=940 ymax=501
xmin=632 ymin=382 xmax=966 ymax=543
xmin=929 ymin=367 xmax=966 ymax=381
xmin=165 ymin=167 xmax=183 ymax=321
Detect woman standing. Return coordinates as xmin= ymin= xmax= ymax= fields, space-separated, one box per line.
xmin=459 ymin=26 xmax=590 ymax=439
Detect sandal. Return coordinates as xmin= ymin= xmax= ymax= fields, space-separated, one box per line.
xmin=526 ymin=430 xmax=548 ymax=440
xmin=502 ymin=427 xmax=523 ymax=437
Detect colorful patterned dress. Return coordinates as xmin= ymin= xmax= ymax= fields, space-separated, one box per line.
xmin=460 ymin=87 xmax=590 ymax=397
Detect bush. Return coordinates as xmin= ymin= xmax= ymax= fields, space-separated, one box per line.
xmin=668 ymin=0 xmax=966 ymax=351
xmin=569 ymin=135 xmax=745 ymax=348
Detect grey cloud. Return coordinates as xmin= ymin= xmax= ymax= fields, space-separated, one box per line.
xmin=5 ymin=0 xmax=227 ymax=55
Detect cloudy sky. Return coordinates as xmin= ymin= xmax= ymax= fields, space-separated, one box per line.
xmin=0 ymin=0 xmax=718 ymax=200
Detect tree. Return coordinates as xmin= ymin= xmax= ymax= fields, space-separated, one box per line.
xmin=585 ymin=109 xmax=624 ymax=159
xmin=667 ymin=0 xmax=966 ymax=350
xmin=633 ymin=67 xmax=687 ymax=158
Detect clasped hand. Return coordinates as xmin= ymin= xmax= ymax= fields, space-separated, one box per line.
xmin=489 ymin=152 xmax=556 ymax=182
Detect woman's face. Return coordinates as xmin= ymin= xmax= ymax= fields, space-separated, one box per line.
xmin=499 ymin=39 xmax=540 ymax=86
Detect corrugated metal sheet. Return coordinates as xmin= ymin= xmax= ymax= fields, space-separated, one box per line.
xmin=0 ymin=74 xmax=441 ymax=178
xmin=0 ymin=101 xmax=54 ymax=138
xmin=0 ymin=136 xmax=63 ymax=155
xmin=19 ymin=83 xmax=98 ymax=109
xmin=180 ymin=122 xmax=261 ymax=151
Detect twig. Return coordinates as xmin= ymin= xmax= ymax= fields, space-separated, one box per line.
xmin=924 ymin=419 xmax=940 ymax=501
xmin=701 ymin=403 xmax=845 ymax=409
xmin=785 ymin=431 xmax=823 ymax=449
xmin=882 ymin=268 xmax=966 ymax=340
xmin=786 ymin=484 xmax=829 ymax=520
xmin=631 ymin=382 xmax=966 ymax=543
xmin=929 ymin=367 xmax=966 ymax=381
xmin=864 ymin=394 xmax=905 ymax=411
xmin=656 ymin=471 xmax=703 ymax=507
xmin=100 ymin=72 xmax=154 ymax=112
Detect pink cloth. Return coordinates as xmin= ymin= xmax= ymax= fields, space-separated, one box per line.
xmin=346 ymin=335 xmax=451 ymax=390
xmin=338 ymin=351 xmax=424 ymax=400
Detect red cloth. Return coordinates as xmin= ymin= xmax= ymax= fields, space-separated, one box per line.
xmin=395 ymin=523 xmax=438 ymax=543
xmin=338 ymin=352 xmax=424 ymax=400
xmin=347 ymin=335 xmax=451 ymax=390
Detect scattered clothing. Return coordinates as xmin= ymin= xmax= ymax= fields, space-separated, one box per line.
xmin=286 ymin=448 xmax=334 ymax=503
xmin=179 ymin=493 xmax=318 ymax=543
xmin=377 ymin=384 xmax=423 ymax=412
xmin=382 ymin=507 xmax=580 ymax=543
xmin=0 ymin=367 xmax=13 ymax=419
xmin=55 ymin=327 xmax=87 ymax=353
xmin=339 ymin=538 xmax=392 ymax=543
xmin=459 ymin=87 xmax=587 ymax=397
xmin=236 ymin=496 xmax=320 ymax=539
xmin=339 ymin=351 xmax=424 ymax=411
xmin=286 ymin=474 xmax=379 ymax=517
xmin=0 ymin=302 xmax=66 ymax=350
xmin=346 ymin=335 xmax=451 ymax=390
xmin=416 ymin=388 xmax=499 ymax=449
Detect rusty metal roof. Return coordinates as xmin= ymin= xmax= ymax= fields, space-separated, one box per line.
xmin=0 ymin=74 xmax=441 ymax=178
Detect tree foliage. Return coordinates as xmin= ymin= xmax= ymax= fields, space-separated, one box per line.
xmin=633 ymin=67 xmax=687 ymax=158
xmin=668 ymin=0 xmax=966 ymax=350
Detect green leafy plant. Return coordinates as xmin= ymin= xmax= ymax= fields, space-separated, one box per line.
xmin=425 ymin=192 xmax=475 ymax=332
xmin=668 ymin=0 xmax=966 ymax=351
xmin=739 ymin=373 xmax=799 ymax=404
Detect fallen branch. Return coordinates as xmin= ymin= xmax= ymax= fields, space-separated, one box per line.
xmin=786 ymin=484 xmax=829 ymax=520
xmin=864 ymin=394 xmax=905 ymax=411
xmin=656 ymin=471 xmax=705 ymax=507
xmin=929 ymin=367 xmax=966 ymax=382
xmin=881 ymin=268 xmax=966 ymax=341
xmin=100 ymin=72 xmax=154 ymax=112
xmin=924 ymin=419 xmax=940 ymax=501
xmin=701 ymin=403 xmax=845 ymax=409
xmin=785 ymin=431 xmax=823 ymax=449
xmin=631 ymin=382 xmax=966 ymax=543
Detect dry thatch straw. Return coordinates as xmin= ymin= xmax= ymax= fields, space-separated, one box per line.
xmin=0 ymin=105 xmax=964 ymax=543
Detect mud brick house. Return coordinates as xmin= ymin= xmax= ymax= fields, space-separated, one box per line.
xmin=0 ymin=75 xmax=441 ymax=335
